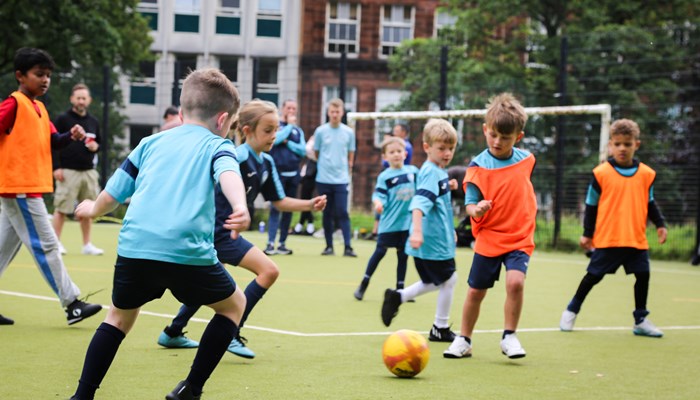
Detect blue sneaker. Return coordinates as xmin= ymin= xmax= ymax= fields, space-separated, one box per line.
xmin=158 ymin=331 xmax=199 ymax=348
xmin=227 ymin=335 xmax=255 ymax=359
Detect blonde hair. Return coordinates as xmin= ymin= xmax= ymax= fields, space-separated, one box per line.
xmin=484 ymin=93 xmax=528 ymax=135
xmin=422 ymin=119 xmax=457 ymax=146
xmin=381 ymin=136 xmax=406 ymax=154
xmin=235 ymin=99 xmax=278 ymax=142
xmin=328 ymin=98 xmax=344 ymax=109
xmin=180 ymin=68 xmax=240 ymax=122
xmin=610 ymin=118 xmax=640 ymax=139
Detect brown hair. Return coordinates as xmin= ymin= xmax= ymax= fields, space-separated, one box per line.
xmin=71 ymin=83 xmax=89 ymax=95
xmin=423 ymin=119 xmax=457 ymax=146
xmin=180 ymin=68 xmax=240 ymax=122
xmin=381 ymin=136 xmax=406 ymax=154
xmin=610 ymin=118 xmax=640 ymax=139
xmin=484 ymin=93 xmax=528 ymax=135
xmin=235 ymin=99 xmax=278 ymax=142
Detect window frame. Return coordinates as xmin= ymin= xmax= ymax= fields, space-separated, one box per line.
xmin=325 ymin=2 xmax=361 ymax=58
xmin=379 ymin=4 xmax=415 ymax=59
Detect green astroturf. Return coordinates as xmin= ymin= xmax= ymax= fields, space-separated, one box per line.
xmin=1 ymin=221 xmax=699 ymax=399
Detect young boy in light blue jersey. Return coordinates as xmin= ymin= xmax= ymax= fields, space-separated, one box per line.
xmin=69 ymin=68 xmax=249 ymax=400
xmin=314 ymin=98 xmax=357 ymax=257
xmin=354 ymin=137 xmax=419 ymax=300
xmin=381 ymin=119 xmax=459 ymax=343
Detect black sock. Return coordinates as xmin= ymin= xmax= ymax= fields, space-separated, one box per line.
xmin=73 ymin=323 xmax=126 ymax=400
xmin=462 ymin=335 xmax=471 ymax=344
xmin=186 ymin=314 xmax=238 ymax=396
xmin=503 ymin=329 xmax=515 ymax=339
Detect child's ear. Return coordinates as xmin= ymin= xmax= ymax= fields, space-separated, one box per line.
xmin=422 ymin=141 xmax=430 ymax=152
xmin=515 ymin=131 xmax=525 ymax=142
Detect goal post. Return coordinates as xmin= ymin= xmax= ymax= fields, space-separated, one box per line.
xmin=348 ymin=104 xmax=612 ymax=162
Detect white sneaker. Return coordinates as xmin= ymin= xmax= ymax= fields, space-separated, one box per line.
xmin=633 ymin=318 xmax=663 ymax=338
xmin=293 ymin=223 xmax=303 ymax=234
xmin=58 ymin=242 xmax=67 ymax=255
xmin=305 ymin=223 xmax=315 ymax=235
xmin=443 ymin=336 xmax=472 ymax=359
xmin=560 ymin=310 xmax=577 ymax=331
xmin=82 ymin=243 xmax=104 ymax=255
xmin=500 ymin=333 xmax=526 ymax=359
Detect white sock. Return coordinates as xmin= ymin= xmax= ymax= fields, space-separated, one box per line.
xmin=434 ymin=272 xmax=458 ymax=328
xmin=400 ymin=280 xmax=437 ymax=303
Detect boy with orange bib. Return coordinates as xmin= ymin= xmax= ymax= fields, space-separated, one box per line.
xmin=559 ymin=118 xmax=667 ymax=338
xmin=444 ymin=93 xmax=535 ymax=359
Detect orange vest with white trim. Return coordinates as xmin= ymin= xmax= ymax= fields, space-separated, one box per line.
xmin=0 ymin=91 xmax=54 ymax=194
xmin=464 ymin=154 xmax=537 ymax=256
xmin=591 ymin=161 xmax=655 ymax=249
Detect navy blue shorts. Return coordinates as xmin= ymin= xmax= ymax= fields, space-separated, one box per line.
xmin=414 ymin=257 xmax=456 ymax=285
xmin=376 ymin=230 xmax=409 ymax=249
xmin=215 ymin=234 xmax=255 ymax=266
xmin=468 ymin=250 xmax=529 ymax=289
xmin=587 ymin=247 xmax=650 ymax=276
xmin=112 ymin=256 xmax=236 ymax=309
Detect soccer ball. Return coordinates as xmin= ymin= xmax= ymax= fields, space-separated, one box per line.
xmin=382 ymin=329 xmax=430 ymax=378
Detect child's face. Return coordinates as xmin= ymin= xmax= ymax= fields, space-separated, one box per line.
xmin=17 ymin=65 xmax=52 ymax=98
xmin=423 ymin=140 xmax=455 ymax=168
xmin=246 ymin=112 xmax=279 ymax=153
xmin=327 ymin=105 xmax=343 ymax=126
xmin=608 ymin=133 xmax=640 ymax=167
xmin=383 ymin=142 xmax=406 ymax=168
xmin=483 ymin=124 xmax=523 ymax=159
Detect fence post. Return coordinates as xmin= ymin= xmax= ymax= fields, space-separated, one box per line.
xmin=553 ymin=36 xmax=568 ymax=247
xmin=101 ymin=64 xmax=110 ymax=188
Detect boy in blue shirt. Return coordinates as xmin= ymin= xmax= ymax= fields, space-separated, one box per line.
xmin=381 ymin=119 xmax=459 ymax=343
xmin=314 ymin=98 xmax=357 ymax=257
xmin=354 ymin=137 xmax=418 ymax=300
xmin=69 ymin=68 xmax=249 ymax=400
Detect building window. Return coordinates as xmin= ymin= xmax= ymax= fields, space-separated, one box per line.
xmin=380 ymin=5 xmax=414 ymax=57
xmin=129 ymin=124 xmax=156 ymax=150
xmin=138 ymin=0 xmax=158 ymax=31
xmin=255 ymin=59 xmax=279 ymax=105
xmin=434 ymin=10 xmax=457 ymax=38
xmin=326 ymin=2 xmax=360 ymax=57
xmin=174 ymin=0 xmax=200 ymax=33
xmin=257 ymin=0 xmax=282 ymax=38
xmin=219 ymin=56 xmax=238 ymax=84
xmin=321 ymin=86 xmax=357 ymax=124
xmin=172 ymin=55 xmax=197 ymax=105
xmin=216 ymin=0 xmax=241 ymax=35
xmin=130 ymin=60 xmax=156 ymax=105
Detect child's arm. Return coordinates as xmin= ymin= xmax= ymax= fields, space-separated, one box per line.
xmin=74 ymin=190 xmax=119 ymax=219
xmin=466 ymin=200 xmax=492 ymax=218
xmin=272 ymin=195 xmax=327 ymax=212
xmin=448 ymin=178 xmax=458 ymax=191
xmin=219 ymin=170 xmax=251 ymax=239
xmin=373 ymin=199 xmax=384 ymax=214
xmin=408 ymin=209 xmax=424 ymax=249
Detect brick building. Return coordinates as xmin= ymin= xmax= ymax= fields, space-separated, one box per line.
xmin=299 ymin=0 xmax=452 ymax=209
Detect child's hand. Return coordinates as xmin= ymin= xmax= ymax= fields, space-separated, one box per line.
xmin=657 ymin=227 xmax=668 ymax=244
xmin=472 ymin=200 xmax=492 ymax=218
xmin=311 ymin=195 xmax=327 ymax=211
xmin=287 ymin=114 xmax=297 ymax=124
xmin=579 ymin=236 xmax=593 ymax=251
xmin=409 ymin=232 xmax=423 ymax=249
xmin=448 ymin=178 xmax=459 ymax=191
xmin=224 ymin=206 xmax=250 ymax=239
xmin=70 ymin=124 xmax=86 ymax=141
xmin=53 ymin=168 xmax=64 ymax=182
xmin=374 ymin=200 xmax=383 ymax=214
xmin=75 ymin=200 xmax=96 ymax=219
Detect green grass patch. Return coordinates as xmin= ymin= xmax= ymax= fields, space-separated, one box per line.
xmin=2 ymin=222 xmax=698 ymax=399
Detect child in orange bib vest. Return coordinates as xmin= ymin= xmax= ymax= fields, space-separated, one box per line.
xmin=443 ymin=93 xmax=535 ymax=360
xmin=559 ymin=118 xmax=667 ymax=338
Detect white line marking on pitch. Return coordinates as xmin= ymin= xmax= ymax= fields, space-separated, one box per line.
xmin=2 ymin=289 xmax=699 ymax=337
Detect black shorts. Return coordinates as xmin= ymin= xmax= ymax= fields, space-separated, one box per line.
xmin=468 ymin=250 xmax=529 ymax=289
xmin=414 ymin=257 xmax=456 ymax=285
xmin=376 ymin=230 xmax=409 ymax=249
xmin=587 ymin=247 xmax=650 ymax=276
xmin=215 ymin=234 xmax=255 ymax=266
xmin=112 ymin=256 xmax=236 ymax=309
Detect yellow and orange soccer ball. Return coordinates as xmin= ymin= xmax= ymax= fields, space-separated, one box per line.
xmin=382 ymin=329 xmax=430 ymax=378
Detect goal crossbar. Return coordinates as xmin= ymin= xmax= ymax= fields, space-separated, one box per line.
xmin=348 ymin=104 xmax=612 ymax=162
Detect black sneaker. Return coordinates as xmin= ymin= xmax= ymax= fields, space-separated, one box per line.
xmin=692 ymin=254 xmax=700 ymax=266
xmin=354 ymin=281 xmax=368 ymax=301
xmin=66 ymin=299 xmax=102 ymax=325
xmin=343 ymin=247 xmax=357 ymax=257
xmin=321 ymin=246 xmax=334 ymax=256
xmin=0 ymin=314 xmax=14 ymax=325
xmin=263 ymin=244 xmax=277 ymax=256
xmin=166 ymin=380 xmax=201 ymax=400
xmin=429 ymin=324 xmax=457 ymax=342
xmin=276 ymin=244 xmax=293 ymax=255
xmin=381 ymin=289 xmax=402 ymax=327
